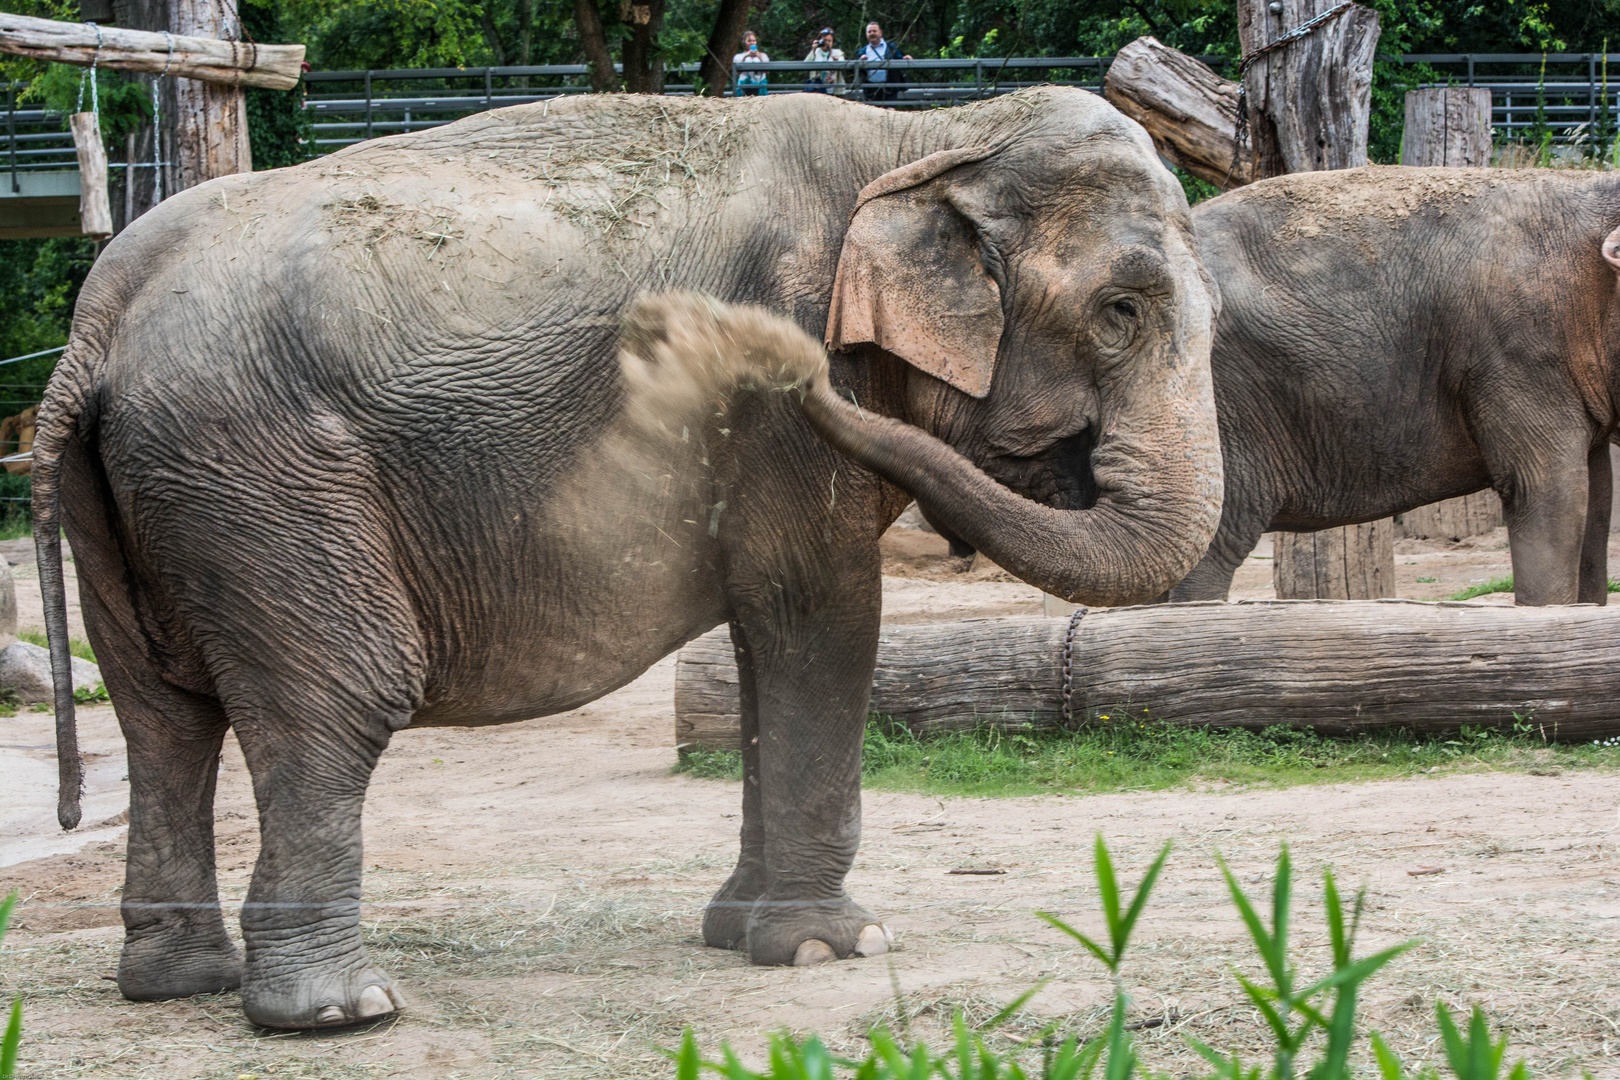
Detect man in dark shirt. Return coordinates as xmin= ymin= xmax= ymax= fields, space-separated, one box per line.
xmin=858 ymin=22 xmax=911 ymax=103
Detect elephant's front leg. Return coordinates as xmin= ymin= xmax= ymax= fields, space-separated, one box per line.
xmin=1496 ymin=430 xmax=1595 ymax=606
xmin=709 ymin=563 xmax=891 ymax=966
xmin=1578 ymin=442 xmax=1612 ymax=605
xmin=700 ymin=621 xmax=766 ymax=951
xmin=232 ymin=711 xmax=405 ymax=1029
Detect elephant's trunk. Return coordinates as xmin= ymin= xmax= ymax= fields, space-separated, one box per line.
xmin=802 ymin=323 xmax=1222 ymax=607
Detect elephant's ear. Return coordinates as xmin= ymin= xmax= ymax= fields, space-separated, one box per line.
xmin=826 ymin=147 xmax=1003 ymax=398
xmin=1603 ymin=225 xmax=1620 ymax=272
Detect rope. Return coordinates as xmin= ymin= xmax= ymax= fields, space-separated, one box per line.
xmin=1222 ymin=1 xmax=1357 ymax=189
xmin=1060 ymin=605 xmax=1089 ymax=727
xmin=75 ymin=22 xmax=103 ymax=115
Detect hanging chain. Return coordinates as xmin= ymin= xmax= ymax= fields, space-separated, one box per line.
xmin=1222 ymin=1 xmax=1358 ymax=189
xmin=151 ymin=31 xmax=175 ymax=204
xmin=1060 ymin=606 xmax=1089 ymax=728
xmin=76 ymin=22 xmax=103 ymax=115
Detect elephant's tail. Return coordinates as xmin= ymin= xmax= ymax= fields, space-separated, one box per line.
xmin=33 ymin=333 xmax=96 ymax=831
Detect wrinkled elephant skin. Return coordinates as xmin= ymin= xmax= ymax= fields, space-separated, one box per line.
xmin=1174 ymin=166 xmax=1620 ymax=606
xmin=33 ymin=89 xmax=1220 ymax=1029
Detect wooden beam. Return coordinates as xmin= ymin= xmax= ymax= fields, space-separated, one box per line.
xmin=0 ymin=11 xmax=304 ymax=90
xmin=675 ymin=604 xmax=1620 ymax=751
xmin=1104 ymin=36 xmax=1257 ymax=188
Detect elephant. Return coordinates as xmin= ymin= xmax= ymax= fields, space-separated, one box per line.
xmin=35 ymin=87 xmax=1221 ymax=1031
xmin=1168 ymin=165 xmax=1620 ymax=606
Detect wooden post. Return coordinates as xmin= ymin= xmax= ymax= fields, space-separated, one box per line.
xmin=1273 ymin=517 xmax=1395 ymax=599
xmin=675 ymin=606 xmax=1620 ymax=749
xmin=113 ymin=0 xmax=252 ymax=221
xmin=1396 ymin=87 xmax=1504 ymax=541
xmin=1401 ymin=86 xmax=1492 ymax=166
xmin=167 ymin=0 xmax=250 ymax=189
xmin=1236 ymin=0 xmax=1391 ymax=598
xmin=67 ymin=112 xmax=112 ymax=238
xmin=1235 ymin=0 xmax=1381 ymax=178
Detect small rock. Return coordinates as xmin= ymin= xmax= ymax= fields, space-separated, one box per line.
xmin=0 ymin=640 xmax=101 ymax=703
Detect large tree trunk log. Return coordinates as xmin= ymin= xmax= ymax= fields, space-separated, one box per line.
xmin=1104 ymin=37 xmax=1257 ymax=188
xmin=674 ymin=604 xmax=1620 ymax=750
xmin=0 ymin=11 xmax=302 ymax=89
xmin=1394 ymin=88 xmax=1501 ymax=542
xmin=1236 ymin=0 xmax=1380 ymax=177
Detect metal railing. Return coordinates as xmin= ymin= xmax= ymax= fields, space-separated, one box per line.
xmin=297 ymin=53 xmax=1620 ymax=155
xmin=8 ymin=52 xmax=1620 ymax=172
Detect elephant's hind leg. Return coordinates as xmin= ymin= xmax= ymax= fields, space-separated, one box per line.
xmin=111 ymin=672 xmax=241 ymax=1000
xmin=231 ymin=693 xmax=408 ymax=1029
xmin=67 ymin=470 xmax=241 ymax=1001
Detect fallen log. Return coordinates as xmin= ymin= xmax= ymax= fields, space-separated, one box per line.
xmin=1103 ymin=36 xmax=1257 ymax=188
xmin=0 ymin=12 xmax=304 ymax=91
xmin=673 ymin=601 xmax=1620 ymax=751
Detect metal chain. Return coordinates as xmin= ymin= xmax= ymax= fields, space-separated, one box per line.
xmin=1060 ymin=605 xmax=1089 ymax=728
xmin=76 ymin=22 xmax=103 ymax=115
xmin=1222 ymin=1 xmax=1358 ymax=189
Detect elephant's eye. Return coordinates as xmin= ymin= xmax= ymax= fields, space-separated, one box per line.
xmin=1112 ymin=299 xmax=1138 ymax=319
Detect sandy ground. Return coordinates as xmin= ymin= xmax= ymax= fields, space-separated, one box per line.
xmin=1 ymin=526 xmax=1617 ymax=1078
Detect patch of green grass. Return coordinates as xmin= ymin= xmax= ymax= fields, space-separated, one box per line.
xmin=672 ymin=747 xmax=743 ymax=781
xmin=1446 ymin=574 xmax=1620 ymax=601
xmin=676 ymin=716 xmax=1620 ymax=798
xmin=1446 ymin=575 xmax=1515 ymax=601
xmin=15 ymin=630 xmax=94 ymax=663
xmin=0 ymin=509 xmax=28 ymax=543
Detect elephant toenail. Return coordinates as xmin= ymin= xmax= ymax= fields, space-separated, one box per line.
xmin=792 ymin=939 xmax=837 ymax=966
xmin=855 ymin=924 xmax=890 ymax=957
xmin=356 ymin=985 xmax=394 ymax=1018
xmin=315 ymin=1005 xmax=347 ymax=1025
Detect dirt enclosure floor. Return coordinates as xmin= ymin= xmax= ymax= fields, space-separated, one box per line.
xmin=2 ymin=526 xmax=1618 ymax=1078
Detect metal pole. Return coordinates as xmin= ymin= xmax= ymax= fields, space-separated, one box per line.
xmin=1591 ymin=53 xmax=1598 ymax=131
xmin=1466 ymin=55 xmax=1474 ymax=87
xmin=364 ymin=71 xmax=373 ymax=139
xmin=7 ymin=84 xmax=16 ymax=194
xmin=485 ymin=67 xmax=493 ymax=109
xmin=975 ymin=60 xmax=982 ymax=98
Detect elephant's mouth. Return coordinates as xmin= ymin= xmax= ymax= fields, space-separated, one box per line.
xmin=934 ymin=427 xmax=1099 ymax=558
xmin=980 ymin=426 xmax=1100 ymax=512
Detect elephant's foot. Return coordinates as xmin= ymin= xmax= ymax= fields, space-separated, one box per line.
xmin=745 ymin=895 xmax=891 ymax=967
xmin=702 ymin=863 xmax=766 ymax=951
xmin=241 ymin=956 xmax=403 ymax=1030
xmin=117 ymin=921 xmax=243 ymax=1001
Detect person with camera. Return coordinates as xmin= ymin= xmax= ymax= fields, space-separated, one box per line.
xmin=732 ymin=30 xmax=770 ymax=96
xmin=802 ymin=28 xmax=846 ymax=94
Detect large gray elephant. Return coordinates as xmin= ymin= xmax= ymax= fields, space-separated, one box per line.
xmin=1169 ymin=165 xmax=1620 ymax=605
xmin=36 ymin=88 xmax=1221 ymax=1030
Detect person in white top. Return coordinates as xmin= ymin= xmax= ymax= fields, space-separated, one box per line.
xmin=802 ymin=28 xmax=846 ymax=94
xmin=857 ymin=21 xmax=911 ymax=103
xmin=732 ymin=31 xmax=769 ymax=96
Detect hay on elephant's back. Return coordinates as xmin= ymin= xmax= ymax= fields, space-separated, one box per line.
xmin=439 ymin=97 xmax=754 ymax=242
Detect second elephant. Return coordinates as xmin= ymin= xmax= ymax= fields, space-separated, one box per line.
xmin=1172 ymin=165 xmax=1620 ymax=605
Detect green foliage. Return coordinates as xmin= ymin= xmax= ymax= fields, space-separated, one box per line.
xmin=1 ymin=891 xmax=20 ymax=1080
xmin=17 ymin=630 xmax=98 ymax=664
xmin=662 ymin=840 xmax=1530 ymax=1079
xmin=1445 ymin=575 xmax=1620 ymax=601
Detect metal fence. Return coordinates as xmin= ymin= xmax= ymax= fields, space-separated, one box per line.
xmin=299 ymin=53 xmax=1620 ymax=155
xmin=8 ymin=52 xmax=1620 ymax=173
